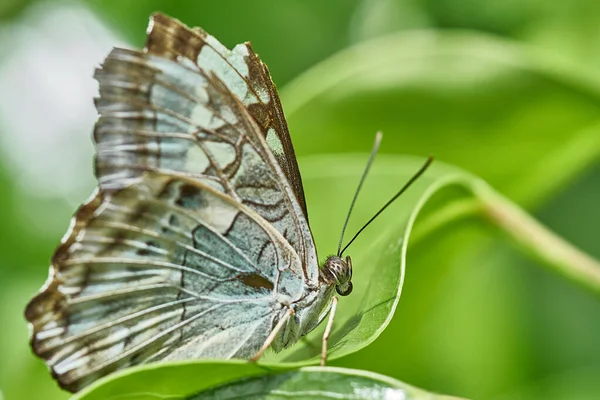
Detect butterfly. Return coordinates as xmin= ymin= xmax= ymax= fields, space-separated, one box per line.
xmin=24 ymin=13 xmax=355 ymax=392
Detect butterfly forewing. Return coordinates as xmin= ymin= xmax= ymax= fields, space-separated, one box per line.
xmin=146 ymin=13 xmax=308 ymax=217
xmin=25 ymin=13 xmax=322 ymax=392
xmin=94 ymin=38 xmax=313 ymax=271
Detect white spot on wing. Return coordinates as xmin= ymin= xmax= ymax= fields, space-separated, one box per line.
xmin=193 ymin=82 xmax=209 ymax=104
xmin=205 ymin=141 xmax=236 ymax=169
xmin=232 ymin=43 xmax=250 ymax=57
xmin=190 ymin=104 xmax=214 ymax=128
xmin=196 ymin=35 xmax=264 ymax=107
xmin=185 ymin=146 xmax=210 ymax=173
xmin=197 ymin=46 xmax=248 ymax=102
xmin=195 ymin=194 xmax=238 ymax=234
xmin=266 ymin=128 xmax=284 ymax=157
xmin=256 ymin=86 xmax=270 ymax=104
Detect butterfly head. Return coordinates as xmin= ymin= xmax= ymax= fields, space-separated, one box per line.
xmin=322 ymin=255 xmax=353 ymax=296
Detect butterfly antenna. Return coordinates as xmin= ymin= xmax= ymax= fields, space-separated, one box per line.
xmin=339 ymin=155 xmax=434 ymax=256
xmin=336 ymin=132 xmax=383 ymax=257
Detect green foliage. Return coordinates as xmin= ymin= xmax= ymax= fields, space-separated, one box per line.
xmin=279 ymin=27 xmax=600 ymax=399
xmin=282 ymin=30 xmax=600 ymax=205
xmin=74 ymin=363 xmax=463 ymax=400
xmin=1 ymin=1 xmax=599 ymax=400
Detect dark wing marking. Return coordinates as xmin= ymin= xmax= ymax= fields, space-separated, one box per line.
xmin=146 ymin=12 xmax=308 ymax=218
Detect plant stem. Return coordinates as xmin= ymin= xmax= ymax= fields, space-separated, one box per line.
xmin=475 ymin=183 xmax=600 ymax=293
xmin=409 ymin=199 xmax=482 ymax=246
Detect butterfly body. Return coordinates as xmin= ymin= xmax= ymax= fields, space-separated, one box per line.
xmin=25 ymin=13 xmax=354 ymax=392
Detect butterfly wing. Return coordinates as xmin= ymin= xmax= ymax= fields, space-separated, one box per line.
xmin=25 ymin=14 xmax=318 ymax=392
xmin=147 ymin=13 xmax=308 ymax=217
xmin=96 ymin=14 xmax=316 ymax=273
xmin=26 ymin=175 xmax=303 ymax=391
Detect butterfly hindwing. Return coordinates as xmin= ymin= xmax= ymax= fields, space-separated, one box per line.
xmin=26 ymin=173 xmax=304 ymax=391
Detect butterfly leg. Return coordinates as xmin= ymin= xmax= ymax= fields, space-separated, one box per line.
xmin=249 ymin=307 xmax=294 ymax=362
xmin=320 ymin=296 xmax=338 ymax=366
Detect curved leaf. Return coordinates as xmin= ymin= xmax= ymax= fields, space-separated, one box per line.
xmin=265 ymin=155 xmax=473 ymax=364
xmin=186 ymin=366 xmax=465 ymax=400
xmin=73 ymin=362 xmax=466 ymax=400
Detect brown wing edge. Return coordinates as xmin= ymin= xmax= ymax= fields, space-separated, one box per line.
xmin=144 ymin=12 xmax=309 ymax=219
xmin=251 ymin=55 xmax=308 ymax=219
xmin=24 ymin=190 xmax=104 ymax=393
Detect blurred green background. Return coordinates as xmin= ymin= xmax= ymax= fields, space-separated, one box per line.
xmin=1 ymin=1 xmax=599 ymax=399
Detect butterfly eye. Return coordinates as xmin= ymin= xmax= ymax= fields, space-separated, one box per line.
xmin=336 ymin=281 xmax=353 ymax=296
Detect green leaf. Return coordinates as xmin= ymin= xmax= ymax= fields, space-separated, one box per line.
xmin=282 ymin=30 xmax=600 ymax=208
xmin=185 ymin=366 xmax=464 ymax=400
xmin=71 ymin=361 xmax=264 ymax=400
xmin=264 ymin=155 xmax=474 ymax=364
xmin=73 ymin=362 xmax=465 ymax=400
xmin=268 ymin=155 xmax=600 ymax=365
